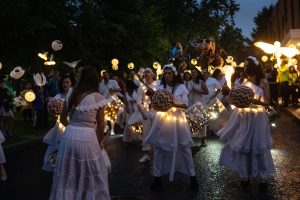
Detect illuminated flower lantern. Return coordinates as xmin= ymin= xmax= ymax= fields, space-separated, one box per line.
xmin=10 ymin=66 xmax=25 ymax=80
xmin=151 ymin=89 xmax=174 ymax=112
xmin=127 ymin=62 xmax=134 ymax=70
xmin=229 ymin=85 xmax=254 ymax=108
xmin=191 ymin=59 xmax=197 ymax=65
xmin=51 ymin=40 xmax=63 ymax=51
xmin=25 ymin=91 xmax=36 ymax=102
xmin=33 ymin=73 xmax=47 ymax=87
xmin=38 ymin=52 xmax=48 ymax=60
xmin=261 ymin=55 xmax=268 ymax=62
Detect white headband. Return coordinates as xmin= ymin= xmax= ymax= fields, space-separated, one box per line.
xmin=247 ymin=56 xmax=259 ymax=66
xmin=163 ymin=64 xmax=178 ymax=76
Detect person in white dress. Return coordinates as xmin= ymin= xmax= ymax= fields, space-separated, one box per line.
xmin=122 ymin=80 xmax=141 ymax=143
xmin=136 ymin=68 xmax=157 ymax=163
xmin=217 ymin=56 xmax=275 ymax=188
xmin=99 ymin=70 xmax=121 ymax=135
xmin=144 ymin=65 xmax=199 ymax=191
xmin=42 ymin=75 xmax=74 ymax=172
xmin=50 ymin=67 xmax=110 ymax=199
xmin=0 ymin=130 xmax=7 ymax=181
xmin=203 ymin=69 xmax=222 ymax=105
xmin=187 ymin=68 xmax=208 ymax=146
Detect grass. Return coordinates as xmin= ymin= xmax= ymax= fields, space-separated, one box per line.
xmin=3 ymin=111 xmax=55 ymax=147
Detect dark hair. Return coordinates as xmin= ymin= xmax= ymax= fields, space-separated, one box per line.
xmin=58 ymin=75 xmax=75 ymax=93
xmin=212 ymin=68 xmax=222 ymax=79
xmin=125 ymin=80 xmax=138 ymax=95
xmin=244 ymin=57 xmax=265 ymax=86
xmin=160 ymin=68 xmax=183 ymax=93
xmin=191 ymin=68 xmax=205 ymax=83
xmin=67 ymin=66 xmax=99 ymax=112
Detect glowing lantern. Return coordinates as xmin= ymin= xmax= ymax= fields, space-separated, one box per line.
xmin=195 ymin=66 xmax=202 ymax=72
xmin=51 ymin=40 xmax=63 ymax=51
xmin=239 ymin=62 xmax=244 ymax=67
xmin=112 ymin=65 xmax=118 ymax=71
xmin=191 ymin=59 xmax=197 ymax=65
xmin=100 ymin=70 xmax=106 ymax=77
xmin=153 ymin=62 xmax=160 ymax=69
xmin=25 ymin=91 xmax=36 ymax=102
xmin=231 ymin=61 xmax=237 ymax=67
xmin=111 ymin=58 xmax=119 ymax=66
xmin=38 ymin=52 xmax=48 ymax=61
xmin=44 ymin=61 xmax=56 ymax=65
xmin=226 ymin=56 xmax=234 ymax=64
xmin=33 ymin=73 xmax=47 ymax=87
xmin=261 ymin=55 xmax=268 ymax=62
xmin=10 ymin=66 xmax=25 ymax=80
xmin=127 ymin=62 xmax=134 ymax=69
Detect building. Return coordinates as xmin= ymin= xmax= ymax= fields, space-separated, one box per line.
xmin=267 ymin=0 xmax=300 ymax=47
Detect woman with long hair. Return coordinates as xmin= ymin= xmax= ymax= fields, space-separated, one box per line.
xmin=217 ymin=56 xmax=275 ymax=188
xmin=144 ymin=64 xmax=199 ymax=191
xmin=50 ymin=67 xmax=110 ymax=199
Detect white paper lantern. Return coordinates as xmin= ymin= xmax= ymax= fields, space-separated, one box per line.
xmin=153 ymin=62 xmax=160 ymax=69
xmin=226 ymin=56 xmax=234 ymax=64
xmin=51 ymin=40 xmax=63 ymax=51
xmin=127 ymin=62 xmax=134 ymax=69
xmin=112 ymin=65 xmax=118 ymax=71
xmin=111 ymin=58 xmax=119 ymax=66
xmin=261 ymin=55 xmax=268 ymax=62
xmin=191 ymin=59 xmax=197 ymax=65
xmin=25 ymin=91 xmax=36 ymax=102
xmin=10 ymin=66 xmax=25 ymax=79
xmin=33 ymin=73 xmax=47 ymax=87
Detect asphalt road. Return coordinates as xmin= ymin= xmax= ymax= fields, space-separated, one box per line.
xmin=0 ymin=112 xmax=300 ymax=200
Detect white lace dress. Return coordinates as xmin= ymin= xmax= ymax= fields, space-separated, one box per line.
xmin=42 ymin=93 xmax=66 ymax=172
xmin=0 ymin=130 xmax=6 ymax=164
xmin=217 ymin=81 xmax=275 ymax=180
xmin=144 ymin=84 xmax=195 ymax=181
xmin=49 ymin=92 xmax=110 ymax=200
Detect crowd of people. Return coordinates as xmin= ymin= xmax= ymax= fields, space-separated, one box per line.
xmin=0 ymin=50 xmax=299 ymax=199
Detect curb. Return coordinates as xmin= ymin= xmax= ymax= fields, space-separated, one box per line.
xmin=3 ymin=136 xmax=44 ymax=155
xmin=282 ymin=107 xmax=300 ymax=125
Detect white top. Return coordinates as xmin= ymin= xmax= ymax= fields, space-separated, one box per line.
xmin=99 ymin=79 xmax=120 ymax=98
xmin=204 ymin=77 xmax=221 ymax=104
xmin=137 ymin=81 xmax=157 ymax=111
xmin=186 ymin=80 xmax=205 ymax=106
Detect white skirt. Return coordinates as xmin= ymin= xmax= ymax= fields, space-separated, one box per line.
xmin=217 ymin=109 xmax=275 ymax=179
xmin=49 ymin=125 xmax=110 ymax=200
xmin=0 ymin=131 xmax=6 ymax=164
xmin=42 ymin=122 xmax=64 ymax=172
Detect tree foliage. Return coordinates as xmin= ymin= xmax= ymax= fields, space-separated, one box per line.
xmin=0 ymin=0 xmax=247 ymax=75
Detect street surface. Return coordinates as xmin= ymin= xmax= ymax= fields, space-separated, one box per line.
xmin=0 ymin=112 xmax=299 ymax=200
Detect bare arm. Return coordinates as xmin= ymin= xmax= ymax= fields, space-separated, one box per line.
xmin=96 ymin=108 xmax=105 ymax=148
xmin=60 ymin=101 xmax=69 ymax=126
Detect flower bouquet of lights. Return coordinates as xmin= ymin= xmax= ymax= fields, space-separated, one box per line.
xmin=185 ymin=101 xmax=210 ymax=134
xmin=206 ymin=98 xmax=226 ymax=120
xmin=104 ymin=95 xmax=124 ymax=122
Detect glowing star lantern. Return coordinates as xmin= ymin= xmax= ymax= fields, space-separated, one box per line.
xmin=111 ymin=58 xmax=119 ymax=66
xmin=261 ymin=55 xmax=268 ymax=62
xmin=63 ymin=59 xmax=81 ymax=68
xmin=10 ymin=66 xmax=25 ymax=80
xmin=127 ymin=62 xmax=134 ymax=69
xmin=33 ymin=73 xmax=47 ymax=87
xmin=195 ymin=66 xmax=202 ymax=72
xmin=153 ymin=62 xmax=160 ymax=69
xmin=25 ymin=91 xmax=36 ymax=102
xmin=51 ymin=40 xmax=63 ymax=51
xmin=44 ymin=61 xmax=56 ymax=65
xmin=254 ymin=41 xmax=300 ymax=66
xmin=226 ymin=56 xmax=234 ymax=64
xmin=191 ymin=59 xmax=197 ymax=65
xmin=38 ymin=52 xmax=48 ymax=61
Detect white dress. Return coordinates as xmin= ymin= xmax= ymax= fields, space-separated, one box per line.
xmin=144 ymin=84 xmax=195 ymax=181
xmin=49 ymin=92 xmax=110 ymax=200
xmin=0 ymin=130 xmax=6 ymax=164
xmin=217 ymin=81 xmax=275 ymax=179
xmin=123 ymin=91 xmax=142 ymax=142
xmin=136 ymin=81 xmax=157 ymax=151
xmin=42 ymin=93 xmax=66 ymax=172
